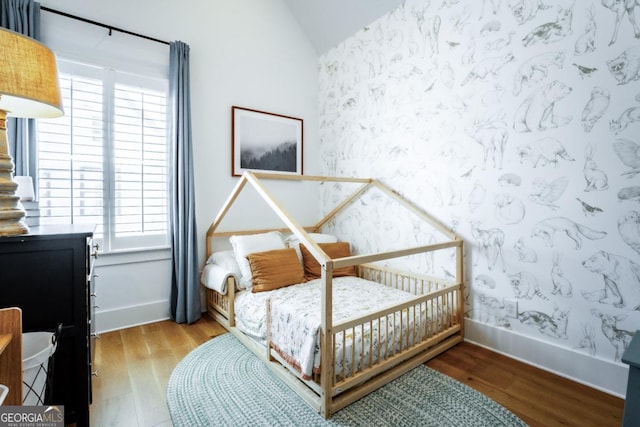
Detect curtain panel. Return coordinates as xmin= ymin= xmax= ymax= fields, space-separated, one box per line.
xmin=0 ymin=0 xmax=40 ymax=182
xmin=169 ymin=41 xmax=201 ymax=324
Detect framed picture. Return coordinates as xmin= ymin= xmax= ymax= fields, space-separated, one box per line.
xmin=232 ymin=106 xmax=303 ymax=177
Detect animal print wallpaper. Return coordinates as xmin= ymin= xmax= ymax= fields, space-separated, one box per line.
xmin=318 ymin=0 xmax=640 ymax=368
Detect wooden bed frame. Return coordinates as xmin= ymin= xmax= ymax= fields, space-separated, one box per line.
xmin=205 ymin=171 xmax=464 ymax=418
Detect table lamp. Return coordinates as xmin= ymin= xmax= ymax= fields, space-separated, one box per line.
xmin=0 ymin=27 xmax=63 ymax=236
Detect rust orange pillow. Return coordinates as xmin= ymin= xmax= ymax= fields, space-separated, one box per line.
xmin=299 ymin=242 xmax=357 ymax=280
xmin=246 ymin=248 xmax=306 ymax=292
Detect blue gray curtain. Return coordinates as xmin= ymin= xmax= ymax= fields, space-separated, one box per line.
xmin=169 ymin=41 xmax=201 ymax=324
xmin=0 ymin=0 xmax=40 ymax=183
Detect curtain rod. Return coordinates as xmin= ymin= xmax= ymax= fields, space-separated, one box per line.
xmin=41 ymin=6 xmax=170 ymax=46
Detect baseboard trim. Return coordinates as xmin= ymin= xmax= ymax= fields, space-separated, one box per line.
xmin=96 ymin=300 xmax=170 ymax=333
xmin=464 ymin=318 xmax=628 ymax=398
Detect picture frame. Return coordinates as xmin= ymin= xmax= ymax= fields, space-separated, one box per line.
xmin=232 ymin=106 xmax=303 ymax=177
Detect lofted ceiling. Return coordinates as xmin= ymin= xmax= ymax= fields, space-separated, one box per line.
xmin=283 ymin=0 xmax=403 ymax=54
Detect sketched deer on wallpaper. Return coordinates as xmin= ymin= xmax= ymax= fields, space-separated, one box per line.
xmin=471 ymin=221 xmax=506 ymax=271
xmin=601 ymin=0 xmax=640 ymax=46
xmin=592 ymin=309 xmax=634 ymax=362
xmin=466 ymin=120 xmax=508 ymax=170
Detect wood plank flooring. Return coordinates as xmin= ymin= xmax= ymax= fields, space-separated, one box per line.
xmin=89 ymin=315 xmax=624 ymax=426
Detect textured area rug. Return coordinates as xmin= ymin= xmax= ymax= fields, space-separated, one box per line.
xmin=167 ymin=334 xmax=527 ymax=427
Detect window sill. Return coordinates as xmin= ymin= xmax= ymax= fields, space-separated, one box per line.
xmin=95 ymin=246 xmax=171 ymax=267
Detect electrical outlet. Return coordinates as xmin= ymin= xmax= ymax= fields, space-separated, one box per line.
xmin=504 ymin=298 xmax=518 ymax=318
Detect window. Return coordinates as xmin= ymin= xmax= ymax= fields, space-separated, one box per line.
xmin=37 ymin=60 xmax=169 ymax=251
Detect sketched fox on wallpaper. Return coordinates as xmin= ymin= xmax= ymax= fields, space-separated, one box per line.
xmin=532 ymin=217 xmax=607 ymax=249
xmin=494 ymin=193 xmax=526 ymax=224
xmin=519 ymin=305 xmax=570 ymax=339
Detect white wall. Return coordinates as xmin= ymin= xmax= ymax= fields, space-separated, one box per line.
xmin=318 ymin=0 xmax=639 ymax=396
xmin=39 ymin=0 xmax=320 ymax=331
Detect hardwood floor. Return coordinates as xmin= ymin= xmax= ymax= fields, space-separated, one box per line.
xmin=90 ymin=315 xmax=624 ymax=426
xmin=89 ymin=316 xmax=227 ymax=427
xmin=425 ymin=342 xmax=624 ymax=427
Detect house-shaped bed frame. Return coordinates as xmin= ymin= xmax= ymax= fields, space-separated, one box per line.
xmin=205 ymin=171 xmax=464 ymax=418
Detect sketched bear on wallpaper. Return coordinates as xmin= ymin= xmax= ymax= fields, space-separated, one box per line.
xmin=592 ymin=309 xmax=635 ymax=362
xmin=513 ymin=81 xmax=573 ymax=132
xmin=582 ymin=250 xmax=640 ymax=309
xmin=532 ymin=217 xmax=607 ymax=249
xmin=607 ymin=46 xmax=640 ymax=84
xmin=513 ymin=51 xmax=565 ymax=96
xmin=581 ymin=86 xmax=610 ymax=132
xmin=517 ymin=137 xmax=574 ymax=167
xmin=522 ymin=6 xmax=573 ymax=47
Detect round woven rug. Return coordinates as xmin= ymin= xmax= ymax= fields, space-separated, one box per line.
xmin=167 ymin=333 xmax=527 ymax=427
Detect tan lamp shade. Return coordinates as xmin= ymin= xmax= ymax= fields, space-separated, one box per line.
xmin=0 ymin=28 xmax=63 ymax=236
xmin=0 ymin=27 xmax=63 ymax=118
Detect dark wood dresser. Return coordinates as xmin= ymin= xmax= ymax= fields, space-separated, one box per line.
xmin=0 ymin=224 xmax=96 ymax=427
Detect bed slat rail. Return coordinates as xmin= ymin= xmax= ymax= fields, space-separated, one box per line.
xmin=330 ymin=269 xmax=460 ymax=395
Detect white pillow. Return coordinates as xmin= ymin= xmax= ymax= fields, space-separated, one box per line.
xmin=229 ymin=231 xmax=286 ymax=289
xmin=206 ymin=250 xmax=242 ymax=279
xmin=285 ymin=233 xmax=338 ymax=264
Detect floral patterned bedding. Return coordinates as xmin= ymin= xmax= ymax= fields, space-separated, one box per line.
xmin=234 ymin=276 xmax=426 ymax=381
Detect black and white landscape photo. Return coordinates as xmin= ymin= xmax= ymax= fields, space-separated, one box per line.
xmin=232 ymin=107 xmax=303 ymax=176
